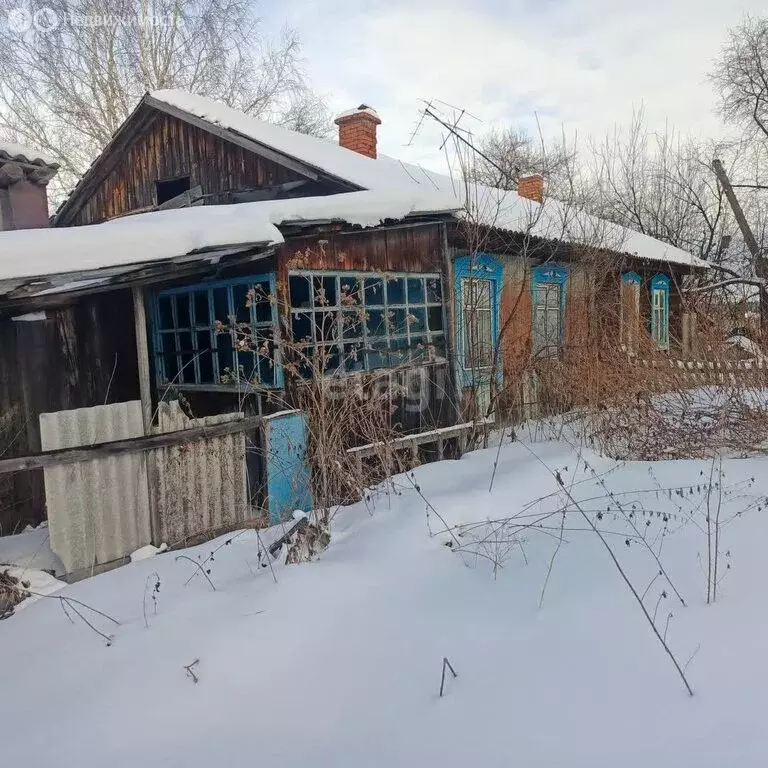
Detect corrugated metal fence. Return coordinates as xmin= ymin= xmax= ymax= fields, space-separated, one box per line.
xmin=151 ymin=401 xmax=249 ymax=547
xmin=40 ymin=401 xmax=151 ymax=576
xmin=40 ymin=400 xmax=252 ymax=576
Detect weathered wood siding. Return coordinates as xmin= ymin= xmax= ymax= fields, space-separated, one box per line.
xmin=564 ymin=263 xmax=591 ymax=356
xmin=499 ymin=257 xmax=532 ymax=382
xmin=280 ymin=224 xmax=443 ymax=274
xmin=0 ymin=290 xmax=140 ymax=529
xmin=62 ymin=110 xmax=308 ymax=226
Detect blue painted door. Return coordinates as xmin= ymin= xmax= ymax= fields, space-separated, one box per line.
xmin=263 ymin=410 xmax=312 ymax=524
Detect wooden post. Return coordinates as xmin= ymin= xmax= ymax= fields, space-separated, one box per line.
xmin=133 ymin=284 xmax=159 ymax=544
xmin=439 ymin=222 xmax=460 ymax=426
xmin=712 ymin=159 xmax=768 ymax=336
xmin=132 ymin=286 xmax=153 ymax=434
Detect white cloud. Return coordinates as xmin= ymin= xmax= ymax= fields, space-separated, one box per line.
xmin=275 ymin=0 xmax=765 ymax=170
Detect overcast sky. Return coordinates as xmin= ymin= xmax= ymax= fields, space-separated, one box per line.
xmin=267 ymin=0 xmax=765 ymax=169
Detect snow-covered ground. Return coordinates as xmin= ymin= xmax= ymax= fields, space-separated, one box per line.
xmin=0 ymin=522 xmax=64 ymax=575
xmin=2 ymin=437 xmax=768 ymax=767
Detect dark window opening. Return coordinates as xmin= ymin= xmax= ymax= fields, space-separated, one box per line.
xmin=156 ymin=176 xmax=191 ymax=205
xmin=151 ymin=274 xmax=281 ymax=389
xmin=287 ymin=271 xmax=445 ymax=375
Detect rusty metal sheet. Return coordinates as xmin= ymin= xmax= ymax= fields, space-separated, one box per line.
xmin=151 ymin=401 xmax=249 ymax=547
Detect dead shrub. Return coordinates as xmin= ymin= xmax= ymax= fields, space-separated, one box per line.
xmin=0 ymin=569 xmax=30 ymax=617
xmin=505 ymin=318 xmax=768 ymax=460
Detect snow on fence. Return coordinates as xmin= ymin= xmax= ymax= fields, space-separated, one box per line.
xmin=630 ymin=356 xmax=768 ymax=387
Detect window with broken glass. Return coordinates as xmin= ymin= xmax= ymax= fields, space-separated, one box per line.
xmin=152 ymin=274 xmax=281 ymax=389
xmin=288 ymin=271 xmax=445 ymax=374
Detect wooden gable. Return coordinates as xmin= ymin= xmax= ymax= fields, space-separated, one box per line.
xmin=55 ymin=99 xmax=356 ymax=227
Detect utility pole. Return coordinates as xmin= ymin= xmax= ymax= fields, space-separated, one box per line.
xmin=712 ymin=158 xmax=768 ymax=335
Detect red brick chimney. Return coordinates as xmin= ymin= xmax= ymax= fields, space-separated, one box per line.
xmin=335 ymin=105 xmax=382 ymax=159
xmin=517 ymin=174 xmax=544 ymax=203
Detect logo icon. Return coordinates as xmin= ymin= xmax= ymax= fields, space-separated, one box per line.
xmin=6 ymin=7 xmax=33 ymax=33
xmin=6 ymin=6 xmax=59 ymax=34
xmin=33 ymin=7 xmax=58 ymax=31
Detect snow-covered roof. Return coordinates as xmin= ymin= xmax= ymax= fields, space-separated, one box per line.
xmin=336 ymin=105 xmax=381 ymax=121
xmin=0 ymin=90 xmax=705 ymax=296
xmin=0 ymin=140 xmax=59 ymax=167
xmin=148 ymin=90 xmax=411 ymax=193
xmin=149 ymin=90 xmax=707 ymax=269
xmin=0 ymin=189 xmax=457 ymax=289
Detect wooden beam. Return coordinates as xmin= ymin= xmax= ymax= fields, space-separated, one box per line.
xmin=0 ymin=415 xmax=264 ymax=476
xmin=347 ymin=419 xmax=492 ymax=459
xmin=439 ymin=222 xmax=460 ymax=424
xmin=712 ymin=158 xmax=768 ymax=331
xmin=133 ymin=286 xmax=153 ymax=433
xmin=712 ymin=159 xmax=763 ymax=263
xmin=156 ymin=185 xmax=204 ymax=211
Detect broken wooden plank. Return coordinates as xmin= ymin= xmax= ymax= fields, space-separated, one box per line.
xmin=0 ymin=415 xmax=263 ymax=476
xmin=267 ymin=516 xmax=308 ymax=558
xmin=156 ymin=185 xmax=203 ymax=211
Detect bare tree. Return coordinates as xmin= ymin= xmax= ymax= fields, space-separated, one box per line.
xmin=585 ymin=108 xmax=768 ymax=329
xmin=588 ymin=109 xmax=730 ymax=264
xmin=711 ymin=14 xmax=768 ymax=141
xmin=0 ymin=0 xmax=331 ymax=199
xmin=473 ymin=125 xmax=577 ymax=195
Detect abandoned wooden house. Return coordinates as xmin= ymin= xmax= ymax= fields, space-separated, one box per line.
xmin=0 ymin=91 xmax=706 ymax=578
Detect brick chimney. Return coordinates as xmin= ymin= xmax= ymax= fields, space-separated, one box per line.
xmin=0 ymin=144 xmax=59 ymax=230
xmin=335 ymin=105 xmax=382 ymax=159
xmin=517 ymin=174 xmax=544 ymax=203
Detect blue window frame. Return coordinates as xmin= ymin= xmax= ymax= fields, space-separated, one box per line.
xmin=454 ymin=254 xmax=503 ymax=387
xmin=152 ymin=273 xmax=282 ymax=389
xmin=288 ymin=271 xmax=445 ymax=374
xmin=621 ymin=271 xmax=641 ymax=286
xmin=532 ymin=264 xmax=567 ymax=358
xmin=650 ymin=274 xmax=670 ymax=350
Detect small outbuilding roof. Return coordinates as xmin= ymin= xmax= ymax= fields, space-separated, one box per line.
xmin=0 ymin=141 xmax=59 ymax=168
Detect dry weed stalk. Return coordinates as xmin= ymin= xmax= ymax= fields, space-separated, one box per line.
xmin=514 ymin=316 xmax=768 ymax=461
